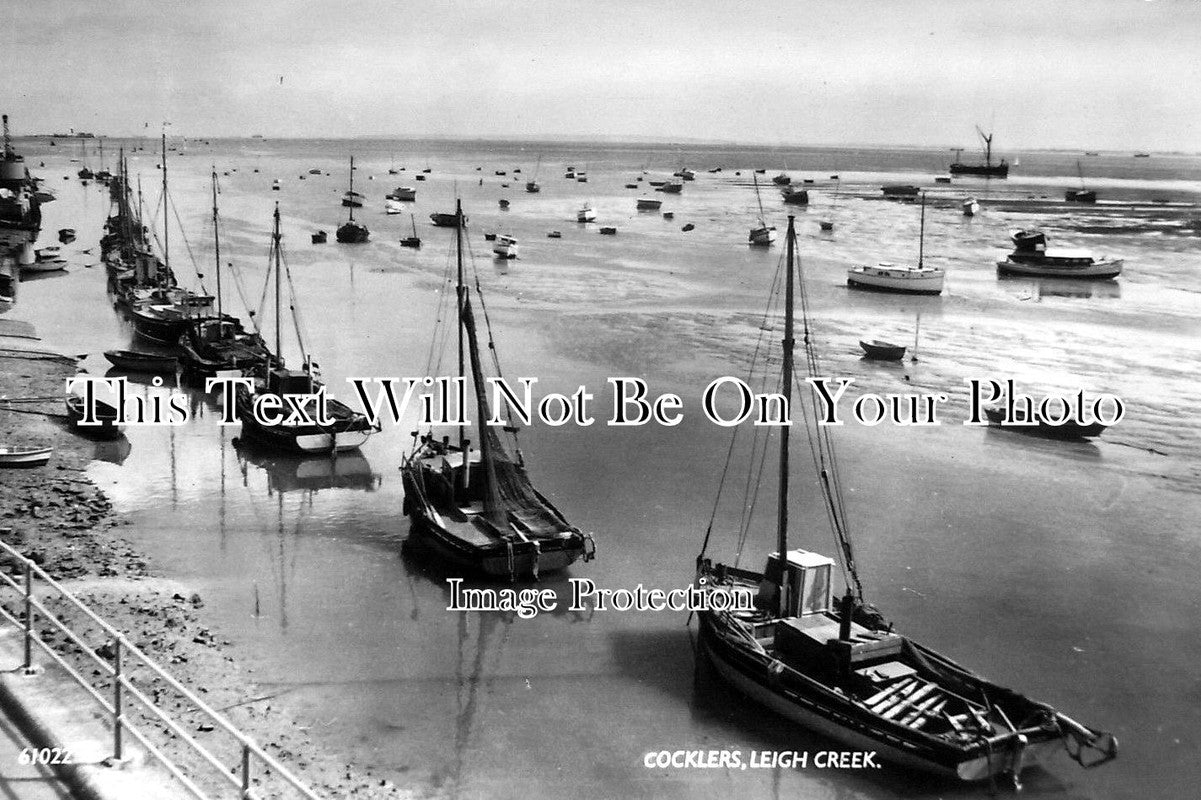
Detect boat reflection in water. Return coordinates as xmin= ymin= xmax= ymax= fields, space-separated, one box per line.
xmin=234 ymin=438 xmax=380 ymax=495
xmin=92 ymin=436 xmax=132 ymax=466
xmin=1003 ymin=276 xmax=1122 ymax=301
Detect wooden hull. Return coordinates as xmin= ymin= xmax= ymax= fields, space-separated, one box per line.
xmin=847 ymin=266 xmax=944 ymax=295
xmin=996 ymin=258 xmax=1122 ymax=280
xmin=983 ymin=406 xmax=1107 ymax=439
xmin=0 ymin=447 xmax=53 ymax=467
xmin=336 ymin=222 xmax=369 ymax=243
xmin=860 ymin=340 xmax=906 ymax=361
xmin=65 ymin=397 xmax=125 ymax=440
xmin=104 ymin=350 xmax=178 ymax=372
xmin=949 ymin=163 xmax=1009 ymax=178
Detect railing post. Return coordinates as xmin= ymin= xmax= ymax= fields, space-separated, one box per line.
xmin=113 ymin=637 xmax=123 ymax=760
xmin=241 ymin=743 xmax=251 ymax=799
xmin=22 ymin=560 xmax=32 ymax=670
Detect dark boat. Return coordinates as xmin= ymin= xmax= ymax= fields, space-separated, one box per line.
xmin=599 ymin=226 xmax=617 ymax=235
xmin=694 ymin=215 xmax=1117 ymax=785
xmin=430 ymin=211 xmax=467 ymax=228
xmin=400 ymin=199 xmax=597 ymax=580
xmin=997 ymin=229 xmax=1123 ymax=279
xmin=982 ymin=405 xmax=1107 ymax=440
xmin=949 ymin=126 xmax=1010 ymax=177
xmin=311 ymin=230 xmax=327 ymax=244
xmin=781 ymin=188 xmax=809 ymax=205
xmin=335 ymin=156 xmax=369 ymax=243
xmin=399 ymin=214 xmax=422 ymax=248
xmin=235 ymin=205 xmax=377 ymax=453
xmin=881 ymin=184 xmax=921 ymax=198
xmin=772 ymin=172 xmax=791 ymax=185
xmin=1065 ymin=190 xmax=1096 ymax=203
xmin=859 ymin=339 xmax=906 ymax=361
xmin=103 ymin=349 xmax=178 ymax=372
xmin=65 ymin=395 xmax=125 ymax=440
xmin=58 ymin=227 xmax=76 ymax=242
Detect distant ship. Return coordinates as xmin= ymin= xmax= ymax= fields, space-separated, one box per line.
xmin=949 ymin=126 xmax=1009 ymax=178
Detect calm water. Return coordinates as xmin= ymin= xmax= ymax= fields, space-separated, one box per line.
xmin=7 ymin=138 xmax=1201 ymax=799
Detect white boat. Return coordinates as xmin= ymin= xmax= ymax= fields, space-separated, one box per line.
xmin=577 ymin=204 xmax=597 ymax=223
xmin=962 ymin=197 xmax=980 ymax=217
xmin=384 ymin=198 xmax=403 ymax=215
xmin=748 ymin=173 xmax=777 ymax=246
xmin=387 ymin=186 xmax=417 ymax=201
xmin=847 ymin=194 xmax=945 ymax=295
xmin=493 ymin=234 xmax=518 ymax=259
xmin=0 ymin=446 xmax=52 ymax=467
xmin=996 ymin=230 xmax=1122 ymax=279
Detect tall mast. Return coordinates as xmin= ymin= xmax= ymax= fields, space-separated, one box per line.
xmin=1 ymin=115 xmax=11 ymax=158
xmin=754 ymin=172 xmax=766 ymax=221
xmin=211 ymin=166 xmax=222 ymax=320
xmin=455 ymin=197 xmax=465 ymax=454
xmin=917 ymin=193 xmax=926 ymax=268
xmin=348 ymin=156 xmax=355 ymax=222
xmin=273 ymin=203 xmax=282 ymax=363
xmin=161 ymin=132 xmax=169 ymax=280
xmin=778 ymin=216 xmax=796 ymax=594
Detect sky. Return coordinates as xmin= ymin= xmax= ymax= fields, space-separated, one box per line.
xmin=3 ymin=0 xmax=1199 ymax=151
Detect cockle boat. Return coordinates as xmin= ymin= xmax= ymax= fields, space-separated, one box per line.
xmin=949 ymin=126 xmax=1010 ymax=177
xmin=235 ymin=205 xmax=377 ymax=453
xmin=694 ymin=215 xmax=1117 ymax=786
xmin=401 ymin=199 xmax=596 ymax=580
xmin=997 ymin=230 xmax=1123 ymax=280
xmin=847 ymin=193 xmax=944 ymax=295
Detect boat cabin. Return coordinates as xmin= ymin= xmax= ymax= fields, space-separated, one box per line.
xmin=267 ymin=367 xmax=315 ymax=396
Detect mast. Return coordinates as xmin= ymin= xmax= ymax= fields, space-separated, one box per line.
xmin=347 ymin=156 xmax=355 ymax=222
xmin=161 ymin=132 xmax=169 ymax=282
xmin=211 ymin=166 xmax=222 ymax=320
xmin=754 ymin=173 xmax=766 ymax=223
xmin=777 ymin=215 xmax=796 ymax=604
xmin=273 ymin=203 xmax=282 ymax=363
xmin=977 ymin=126 xmax=994 ymax=167
xmin=1 ymin=115 xmax=11 ymax=159
xmin=917 ymin=193 xmax=926 ymax=268
xmin=455 ymin=197 xmax=466 ymax=455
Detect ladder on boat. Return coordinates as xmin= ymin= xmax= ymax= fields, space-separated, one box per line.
xmin=862 ymin=676 xmax=990 ymax=734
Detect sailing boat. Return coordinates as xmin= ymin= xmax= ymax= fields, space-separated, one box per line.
xmin=94 ymin=138 xmax=113 ymax=184
xmin=235 ymin=204 xmax=377 ymax=453
xmin=819 ymin=176 xmax=839 ymax=231
xmin=694 ymin=215 xmax=1117 ymax=784
xmin=400 ymin=214 xmax=422 ymax=248
xmin=336 ymin=156 xmax=369 ymax=243
xmin=178 ymin=167 xmax=273 ymax=381
xmin=525 ymin=156 xmax=541 ymax=193
xmin=748 ymin=173 xmax=777 ymax=246
xmin=76 ymin=137 xmax=93 ymax=181
xmin=949 ymin=126 xmax=1010 ymax=178
xmin=1065 ymin=160 xmax=1097 ymax=203
xmin=400 ymin=199 xmax=596 ymax=579
xmin=847 ymin=193 xmax=945 ymax=294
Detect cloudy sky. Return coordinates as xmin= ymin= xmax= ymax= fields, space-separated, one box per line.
xmin=4 ymin=0 xmax=1198 ymax=150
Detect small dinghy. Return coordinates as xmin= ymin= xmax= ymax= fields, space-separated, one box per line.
xmin=65 ymin=395 xmax=125 ymax=439
xmin=0 ymin=446 xmax=53 ymax=468
xmin=983 ymin=404 xmax=1107 ymax=440
xmin=860 ymin=339 xmax=907 ymax=361
xmin=103 ymin=349 xmax=179 ymax=373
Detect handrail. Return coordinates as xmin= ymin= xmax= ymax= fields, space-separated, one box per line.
xmin=0 ymin=531 xmax=323 ymax=800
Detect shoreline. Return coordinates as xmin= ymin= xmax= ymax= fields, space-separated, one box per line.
xmin=0 ymin=326 xmax=403 ymax=799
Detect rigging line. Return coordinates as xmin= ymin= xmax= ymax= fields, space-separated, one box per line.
xmin=167 ymin=191 xmax=208 ymax=294
xmin=279 ymin=248 xmax=309 ymax=362
xmin=255 ymin=239 xmax=275 ymax=334
xmin=734 ymin=370 xmax=783 ymax=568
xmin=424 ymin=244 xmax=458 ymax=377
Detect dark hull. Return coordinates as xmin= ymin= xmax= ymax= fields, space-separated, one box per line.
xmin=983 ymin=406 xmax=1106 ymax=439
xmin=128 ymin=310 xmax=194 ymax=347
xmin=103 ymin=350 xmax=178 ymax=372
xmin=336 ymin=222 xmax=369 ymax=243
xmin=949 ymin=163 xmax=1009 ymax=178
xmin=859 ymin=340 xmax=906 ymax=361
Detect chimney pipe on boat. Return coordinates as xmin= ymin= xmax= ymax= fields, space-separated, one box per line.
xmin=839 ymin=588 xmax=855 ymax=641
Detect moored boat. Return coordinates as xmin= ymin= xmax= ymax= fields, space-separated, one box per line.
xmin=694 ymin=214 xmax=1117 ymax=785
xmin=387 ymin=186 xmax=417 ymax=201
xmin=983 ymin=404 xmax=1107 ymax=440
xmin=781 ymin=187 xmax=808 ymax=205
xmin=336 ymin=156 xmax=369 ymax=243
xmin=847 ymin=194 xmax=944 ymax=295
xmin=103 ymin=349 xmax=179 ymax=372
xmin=576 ymin=204 xmax=597 ymax=223
xmin=962 ymin=197 xmax=980 ymax=217
xmin=749 ymin=173 xmax=777 ymax=247
xmin=996 ymin=230 xmax=1122 ymax=280
xmin=65 ymin=395 xmax=125 ymax=439
xmin=492 ymin=234 xmax=518 ymax=259
xmin=431 ymin=211 xmax=467 ymax=228
xmin=0 ymin=446 xmax=53 ymax=467
xmin=859 ymin=339 xmax=906 ymax=361
xmin=636 ymin=197 xmax=662 ymax=210
xmin=949 ymin=126 xmax=1010 ymax=177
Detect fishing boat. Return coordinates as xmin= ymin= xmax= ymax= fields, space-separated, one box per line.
xmin=962 ymin=197 xmax=980 ymax=217
xmin=103 ymin=349 xmax=179 ymax=373
xmin=178 ymin=168 xmax=274 ymax=381
xmin=577 ymin=204 xmax=597 ymax=223
xmin=694 ymin=215 xmax=1117 ymax=785
xmin=859 ymin=340 xmax=906 ymax=361
xmin=996 ymin=230 xmax=1122 ymax=280
xmin=1065 ymin=160 xmax=1097 ymax=203
xmin=400 ymin=199 xmax=596 ymax=579
xmin=983 ymin=404 xmax=1107 ymax=440
xmin=65 ymin=395 xmax=125 ymax=440
xmin=0 ymin=446 xmax=53 ymax=467
xmin=847 ymin=194 xmax=944 ymax=295
xmin=636 ymin=197 xmax=662 ymax=211
xmin=335 ymin=156 xmax=369 ymax=243
xmin=431 ymin=210 xmax=467 ymax=228
xmin=400 ymin=214 xmax=422 ymax=248
xmin=949 ymin=127 xmax=1010 ymax=177
xmin=492 ymin=234 xmax=518 ymax=259
xmin=748 ymin=173 xmax=777 ymax=247
xmin=235 ymin=205 xmax=377 ymax=453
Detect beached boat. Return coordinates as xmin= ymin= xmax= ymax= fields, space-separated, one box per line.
xmin=599 ymin=226 xmax=617 ymax=235
xmin=949 ymin=126 xmax=1010 ymax=177
xmin=22 ymin=246 xmax=67 ymax=272
xmin=400 ymin=214 xmax=422 ymax=248
xmin=401 ymin=199 xmax=596 ymax=579
xmin=657 ymin=180 xmax=683 ymax=194
xmin=336 ymin=157 xmax=369 ymax=243
xmin=493 ymin=234 xmax=518 ymax=259
xmin=236 ymin=205 xmax=377 ymax=453
xmin=772 ymin=172 xmax=791 ymax=186
xmin=859 ymin=339 xmax=906 ymax=361
xmin=0 ymin=446 xmax=53 ymax=467
xmin=694 ymin=214 xmax=1117 ymax=785
xmin=431 ymin=211 xmax=467 ymax=228
xmin=983 ymin=404 xmax=1107 ymax=440
xmin=881 ymin=184 xmax=920 ymax=199
xmin=636 ymin=197 xmax=662 ymax=211
xmin=847 ymin=194 xmax=944 ymax=295
xmin=103 ymin=349 xmax=178 ymax=373
xmin=781 ymin=187 xmax=808 ymax=205
xmin=311 ymin=230 xmax=327 ymax=244
xmin=748 ymin=173 xmax=777 ymax=247
xmin=58 ymin=227 xmax=75 ymax=242
xmin=577 ymin=204 xmax=597 ymax=223
xmin=65 ymin=395 xmax=125 ymax=440
xmin=1066 ymin=160 xmax=1097 ymax=203
xmin=996 ymin=230 xmax=1122 ymax=280
xmin=962 ymin=197 xmax=980 ymax=217
xmin=387 ymin=186 xmax=417 ymax=201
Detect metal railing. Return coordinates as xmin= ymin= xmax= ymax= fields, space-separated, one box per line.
xmin=0 ymin=532 xmax=322 ymax=800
